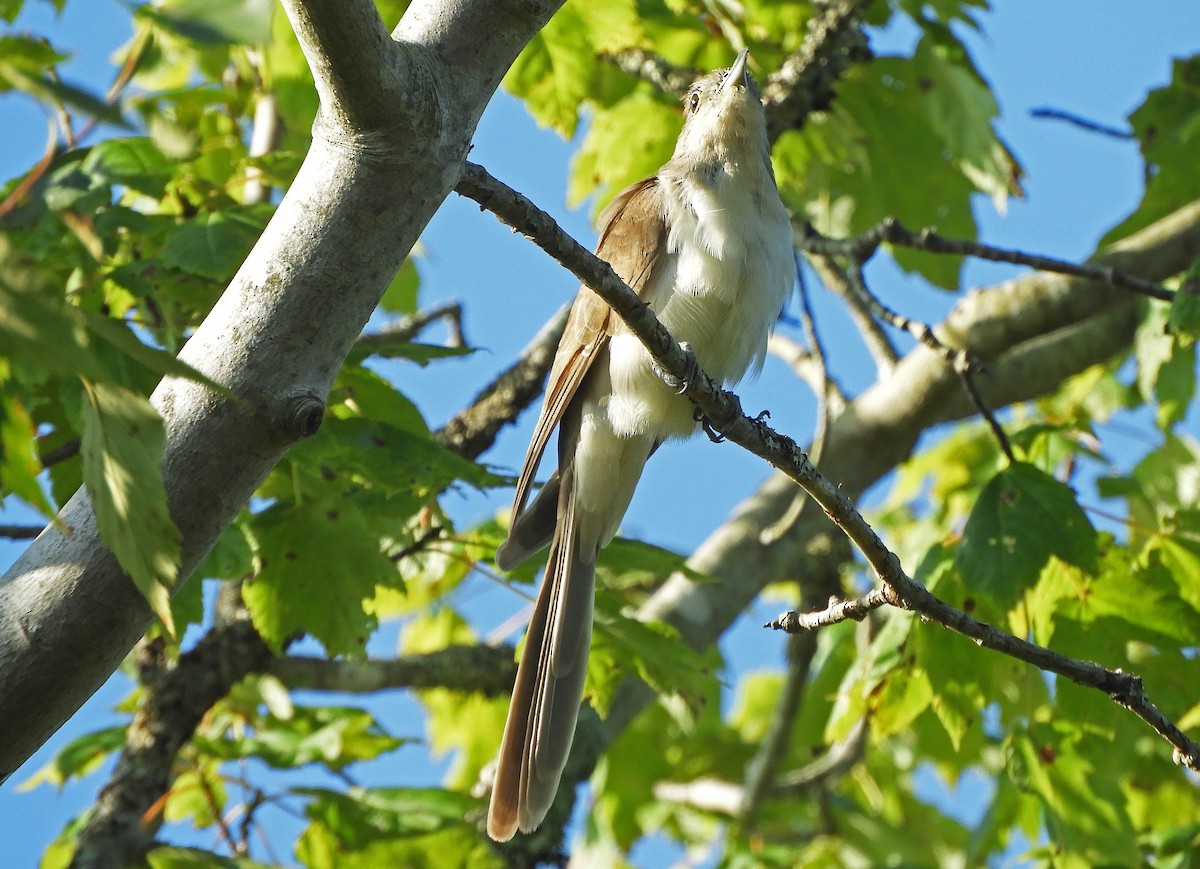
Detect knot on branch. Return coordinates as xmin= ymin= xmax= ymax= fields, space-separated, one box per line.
xmin=1105 ymin=668 xmax=1145 ymax=707
xmin=280 ymin=392 xmax=325 ymax=441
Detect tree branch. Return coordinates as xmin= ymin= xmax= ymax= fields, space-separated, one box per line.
xmin=271 ymin=644 xmax=516 ymax=695
xmin=599 ymin=48 xmax=697 ymax=96
xmin=354 ymin=299 xmax=467 ymax=355
xmin=797 ymin=218 xmax=1176 ymax=302
xmin=434 ymin=303 xmax=569 ymax=460
xmin=762 ymin=0 xmax=872 ymax=141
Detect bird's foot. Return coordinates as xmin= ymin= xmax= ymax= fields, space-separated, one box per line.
xmin=694 ymin=407 xmax=726 ymax=443
xmin=653 ymin=342 xmax=700 ymax=395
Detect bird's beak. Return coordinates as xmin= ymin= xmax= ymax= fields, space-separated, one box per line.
xmin=724 ymin=48 xmax=750 ymax=92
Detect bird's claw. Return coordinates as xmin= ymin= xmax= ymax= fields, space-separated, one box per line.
xmin=694 ymin=407 xmax=726 ymax=443
xmin=653 ymin=342 xmax=700 ymax=395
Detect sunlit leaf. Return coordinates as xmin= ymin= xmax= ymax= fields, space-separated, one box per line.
xmin=19 ymin=726 xmax=126 ymax=791
xmin=243 ymin=498 xmax=395 ymax=655
xmin=80 ymin=379 xmax=180 ymax=632
xmin=139 ymin=0 xmax=275 ymax=46
xmin=956 ymin=462 xmax=1097 ymax=611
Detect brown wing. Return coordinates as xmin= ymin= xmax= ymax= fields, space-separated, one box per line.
xmin=507 ymin=176 xmax=668 ymax=523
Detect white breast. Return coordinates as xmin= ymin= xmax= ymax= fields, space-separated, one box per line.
xmin=604 ymin=164 xmax=793 ymax=441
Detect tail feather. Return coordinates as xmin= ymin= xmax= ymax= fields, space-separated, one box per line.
xmin=495 ymin=471 xmax=561 ymax=571
xmin=487 ymin=466 xmax=595 ymax=841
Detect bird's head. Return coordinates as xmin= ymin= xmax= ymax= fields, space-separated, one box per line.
xmin=672 ymin=49 xmax=768 ymax=166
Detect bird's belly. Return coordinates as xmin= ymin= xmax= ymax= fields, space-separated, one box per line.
xmin=603 ymin=244 xmax=788 ymax=441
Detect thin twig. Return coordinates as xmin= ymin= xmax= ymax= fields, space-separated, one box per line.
xmin=354 ymin=299 xmax=467 ymax=354
xmin=953 ymin=353 xmax=1016 ymax=463
xmin=387 ymin=524 xmax=446 ymax=562
xmin=797 ymin=218 xmax=1175 ymax=302
xmin=772 ymin=716 xmax=868 ymax=794
xmin=766 ymin=589 xmax=889 ymax=631
xmin=1030 ymin=107 xmax=1133 ymax=140
xmin=806 ymin=254 xmax=898 ymax=375
xmin=0 ymin=524 xmax=45 ymax=540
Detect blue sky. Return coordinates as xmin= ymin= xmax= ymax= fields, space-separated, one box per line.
xmin=1 ymin=1 xmax=1197 ymax=865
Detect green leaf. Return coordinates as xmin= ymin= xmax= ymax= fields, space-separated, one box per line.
xmin=139 ymin=0 xmax=275 ymax=45
xmin=0 ymin=1 xmax=26 ymax=23
xmin=568 ymin=91 xmax=679 ymax=211
xmin=0 ymin=34 xmax=67 ymax=73
xmin=0 ymin=275 xmax=229 ymax=394
xmin=0 ymin=393 xmax=57 ymax=517
xmin=1135 ymin=300 xmax=1197 ymax=428
xmin=1105 ymin=56 xmax=1200 ymax=243
xmin=503 ymin=3 xmax=594 ymax=137
xmin=0 ymin=60 xmax=127 ymax=127
xmin=163 ymin=208 xmax=268 ymax=280
xmin=243 ymin=498 xmax=395 ymax=655
xmin=378 ymin=258 xmax=420 ymax=314
xmin=910 ymin=34 xmax=1021 ymax=213
xmin=283 ymin=417 xmax=500 ymax=501
xmin=19 ymin=725 xmax=127 ymax=790
xmin=1166 ymin=270 xmax=1200 ymax=348
xmin=80 ymin=380 xmax=180 ymax=632
xmin=332 ymin=366 xmax=429 ymax=435
xmin=595 ymin=536 xmax=713 ymax=589
xmin=298 ymin=786 xmax=480 ymax=843
xmin=146 ymin=846 xmax=272 ymax=869
xmin=1009 ymin=723 xmax=1140 ymax=863
xmin=354 ymin=342 xmax=474 ymax=366
xmin=1151 ymin=509 xmax=1200 ymax=614
xmin=590 ymin=596 xmax=714 ymax=718
xmin=775 ymin=54 xmax=987 ymax=288
xmin=956 ymin=462 xmax=1098 ymax=612
xmin=82 ymin=137 xmax=175 ymax=199
xmin=198 ymin=705 xmax=405 ymax=770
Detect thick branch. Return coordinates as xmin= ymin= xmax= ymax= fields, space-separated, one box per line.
xmin=279 ymin=0 xmax=405 ymax=134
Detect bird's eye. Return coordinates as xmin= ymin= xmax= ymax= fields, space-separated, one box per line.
xmin=688 ymin=92 xmax=700 ymax=112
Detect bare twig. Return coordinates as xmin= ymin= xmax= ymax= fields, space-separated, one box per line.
xmin=953 ymin=353 xmax=1016 ymax=463
xmin=387 ymin=524 xmax=446 ymax=562
xmin=766 ymin=589 xmax=888 ymax=631
xmin=354 ymin=299 xmax=467 ymax=354
xmin=797 ymin=218 xmax=1176 ymax=302
xmin=1030 ymin=107 xmax=1133 ymax=140
xmin=806 ymin=254 xmax=899 ymax=375
xmin=0 ymin=524 xmax=44 ymax=540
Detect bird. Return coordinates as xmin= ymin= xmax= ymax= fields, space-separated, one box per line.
xmin=486 ymin=47 xmax=794 ymax=841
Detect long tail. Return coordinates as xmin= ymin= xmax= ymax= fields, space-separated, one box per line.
xmin=487 ymin=464 xmax=595 ymax=841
